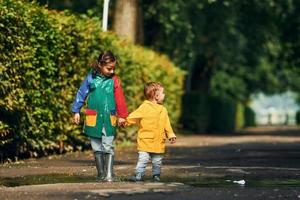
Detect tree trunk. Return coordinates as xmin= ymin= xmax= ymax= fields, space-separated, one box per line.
xmin=136 ymin=2 xmax=144 ymax=45
xmin=113 ymin=0 xmax=142 ymax=44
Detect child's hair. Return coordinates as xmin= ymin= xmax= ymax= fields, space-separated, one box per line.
xmin=91 ymin=51 xmax=117 ymax=77
xmin=144 ymin=82 xmax=163 ymax=100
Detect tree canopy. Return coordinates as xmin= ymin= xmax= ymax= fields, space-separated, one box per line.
xmin=142 ymin=0 xmax=300 ymax=101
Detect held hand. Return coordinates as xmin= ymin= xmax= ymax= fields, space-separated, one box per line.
xmin=73 ymin=113 xmax=80 ymax=125
xmin=169 ymin=137 xmax=176 ymax=144
xmin=118 ymin=118 xmax=126 ymax=128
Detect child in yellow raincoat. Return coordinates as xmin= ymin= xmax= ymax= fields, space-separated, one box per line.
xmin=126 ymin=82 xmax=176 ymax=182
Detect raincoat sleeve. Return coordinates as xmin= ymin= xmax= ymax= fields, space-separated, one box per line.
xmin=126 ymin=105 xmax=144 ymax=125
xmin=113 ymin=76 xmax=128 ymax=118
xmin=164 ymin=109 xmax=176 ymax=139
xmin=71 ymin=73 xmax=92 ymax=113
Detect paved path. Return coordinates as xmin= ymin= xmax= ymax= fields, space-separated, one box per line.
xmin=1 ymin=126 xmax=300 ymax=199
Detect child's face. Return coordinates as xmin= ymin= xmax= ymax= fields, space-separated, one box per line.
xmin=99 ymin=63 xmax=115 ymax=77
xmin=155 ymin=87 xmax=165 ymax=104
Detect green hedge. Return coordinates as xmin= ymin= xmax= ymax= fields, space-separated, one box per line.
xmin=181 ymin=92 xmax=255 ymax=133
xmin=244 ymin=106 xmax=256 ymax=127
xmin=0 ymin=0 xmax=185 ymax=160
xmin=180 ymin=92 xmax=210 ymax=132
xmin=208 ymin=96 xmax=237 ymax=133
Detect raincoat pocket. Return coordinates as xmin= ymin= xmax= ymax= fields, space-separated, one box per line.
xmin=85 ymin=109 xmax=97 ymax=127
xmin=110 ymin=110 xmax=117 ymax=127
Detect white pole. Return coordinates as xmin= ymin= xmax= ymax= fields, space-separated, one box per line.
xmin=102 ymin=0 xmax=110 ymax=31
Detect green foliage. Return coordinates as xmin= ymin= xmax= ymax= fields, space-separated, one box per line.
xmin=36 ymin=0 xmax=103 ymax=14
xmin=235 ymin=102 xmax=245 ymax=130
xmin=181 ymin=92 xmax=246 ymax=133
xmin=142 ymin=0 xmax=300 ymax=100
xmin=274 ymin=0 xmax=300 ymax=93
xmin=181 ymin=92 xmax=210 ymax=132
xmin=0 ymin=0 xmax=184 ymax=160
xmin=244 ymin=106 xmax=256 ymax=127
xmin=208 ymin=96 xmax=237 ymax=132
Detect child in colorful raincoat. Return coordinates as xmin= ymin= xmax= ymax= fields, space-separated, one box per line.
xmin=126 ymin=82 xmax=176 ymax=182
xmin=72 ymin=51 xmax=128 ymax=182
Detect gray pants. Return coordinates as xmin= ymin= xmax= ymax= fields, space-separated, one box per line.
xmin=135 ymin=151 xmax=163 ymax=176
xmin=90 ymin=127 xmax=114 ymax=155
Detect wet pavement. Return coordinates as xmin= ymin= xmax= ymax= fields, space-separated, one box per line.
xmin=1 ymin=126 xmax=300 ymax=199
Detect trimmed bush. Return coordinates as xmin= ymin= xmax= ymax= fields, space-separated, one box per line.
xmin=244 ymin=106 xmax=256 ymax=127
xmin=235 ymin=102 xmax=245 ymax=130
xmin=208 ymin=96 xmax=237 ymax=133
xmin=181 ymin=92 xmax=249 ymax=133
xmin=181 ymin=92 xmax=210 ymax=133
xmin=0 ymin=0 xmax=185 ymax=160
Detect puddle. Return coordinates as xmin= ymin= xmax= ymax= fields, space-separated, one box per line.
xmin=187 ymin=179 xmax=300 ymax=187
xmin=1 ymin=174 xmax=300 ymax=188
xmin=158 ymin=176 xmax=300 ymax=188
xmin=0 ymin=174 xmax=95 ymax=187
xmin=0 ymin=173 xmax=132 ymax=187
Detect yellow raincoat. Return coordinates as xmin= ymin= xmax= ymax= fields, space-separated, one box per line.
xmin=126 ymin=100 xmax=176 ymax=153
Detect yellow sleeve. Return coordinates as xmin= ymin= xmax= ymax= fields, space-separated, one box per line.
xmin=164 ymin=109 xmax=176 ymax=138
xmin=126 ymin=105 xmax=144 ymax=125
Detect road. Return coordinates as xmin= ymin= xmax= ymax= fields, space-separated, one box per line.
xmin=1 ymin=126 xmax=300 ymax=200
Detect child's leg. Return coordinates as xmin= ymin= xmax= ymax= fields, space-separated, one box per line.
xmin=90 ymin=136 xmax=104 ymax=153
xmin=102 ymin=135 xmax=115 ymax=155
xmin=101 ymin=127 xmax=115 ymax=182
xmin=90 ymin=137 xmax=105 ymax=180
xmin=135 ymin=151 xmax=150 ymax=180
xmin=150 ymin=153 xmax=163 ymax=180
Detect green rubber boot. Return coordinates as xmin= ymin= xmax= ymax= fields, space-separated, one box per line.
xmin=94 ymin=152 xmax=105 ymax=181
